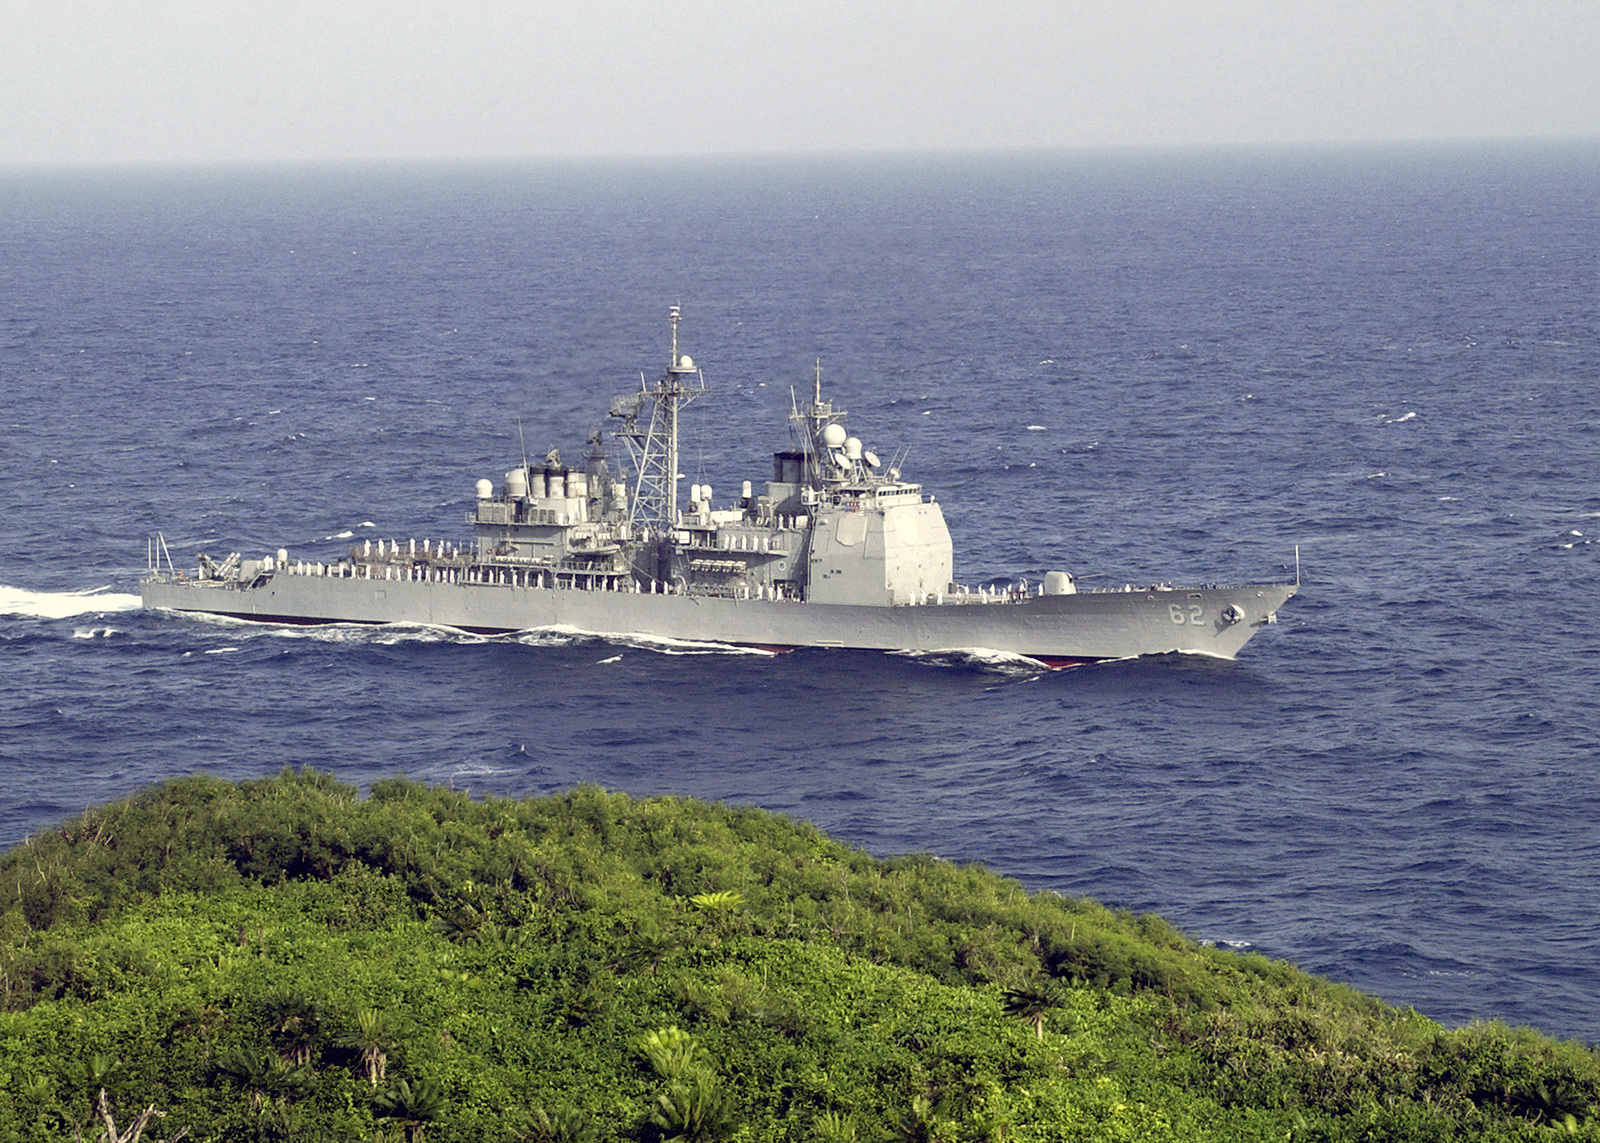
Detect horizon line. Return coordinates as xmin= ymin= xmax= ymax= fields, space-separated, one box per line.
xmin=4 ymin=133 xmax=1599 ymax=174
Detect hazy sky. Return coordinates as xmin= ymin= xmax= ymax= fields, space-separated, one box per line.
xmin=3 ymin=0 xmax=1596 ymax=164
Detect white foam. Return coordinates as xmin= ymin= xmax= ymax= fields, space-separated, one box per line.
xmin=368 ymin=623 xmax=494 ymax=646
xmin=154 ymin=612 xmax=481 ymax=646
xmin=273 ymin=621 xmax=491 ymax=647
xmin=234 ymin=621 xmax=777 ymax=657
xmin=445 ymin=762 xmax=519 ymax=779
xmin=521 ymin=624 xmax=776 ymax=657
xmin=0 ymin=584 xmax=142 ymax=619
xmin=893 ymin=647 xmax=1054 ymax=676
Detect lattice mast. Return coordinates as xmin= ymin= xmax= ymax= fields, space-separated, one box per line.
xmin=609 ymin=306 xmax=706 ymax=528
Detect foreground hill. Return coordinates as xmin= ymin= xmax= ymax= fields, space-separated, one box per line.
xmin=1 ymin=769 xmax=1596 ymax=1142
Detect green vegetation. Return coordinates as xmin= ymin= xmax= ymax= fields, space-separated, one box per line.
xmin=1 ymin=769 xmax=1597 ymax=1141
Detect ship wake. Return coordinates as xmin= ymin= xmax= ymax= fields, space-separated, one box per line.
xmin=1 ymin=583 xmax=142 ymax=620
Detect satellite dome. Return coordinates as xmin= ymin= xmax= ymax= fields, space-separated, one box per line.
xmin=679 ymin=355 xmax=694 ymax=370
xmin=844 ymin=437 xmax=863 ymax=460
xmin=822 ymin=423 xmax=847 ymax=448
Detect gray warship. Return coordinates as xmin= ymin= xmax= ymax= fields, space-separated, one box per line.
xmin=142 ymin=308 xmax=1297 ymax=667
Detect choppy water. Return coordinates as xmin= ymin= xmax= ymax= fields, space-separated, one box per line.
xmin=2 ymin=141 xmax=1598 ymax=1039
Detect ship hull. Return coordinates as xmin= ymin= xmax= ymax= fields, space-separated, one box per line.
xmin=141 ymin=573 xmax=1296 ymax=665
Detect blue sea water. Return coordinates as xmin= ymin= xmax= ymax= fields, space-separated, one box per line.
xmin=2 ymin=141 xmax=1598 ymax=1040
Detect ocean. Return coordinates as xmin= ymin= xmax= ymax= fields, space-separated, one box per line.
xmin=2 ymin=140 xmax=1597 ymax=1041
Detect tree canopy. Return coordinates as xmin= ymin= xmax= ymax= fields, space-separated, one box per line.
xmin=1 ymin=769 xmax=1596 ymax=1141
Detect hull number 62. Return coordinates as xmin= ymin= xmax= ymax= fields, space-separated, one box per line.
xmin=1168 ymin=603 xmax=1204 ymax=626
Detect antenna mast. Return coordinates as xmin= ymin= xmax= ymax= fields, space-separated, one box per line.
xmin=792 ymin=357 xmax=839 ymax=486
xmin=609 ymin=305 xmax=706 ymax=527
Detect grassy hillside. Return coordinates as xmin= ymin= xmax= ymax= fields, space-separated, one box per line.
xmin=1 ymin=769 xmax=1596 ymax=1141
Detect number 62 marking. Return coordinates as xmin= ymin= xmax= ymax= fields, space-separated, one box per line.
xmin=1168 ymin=603 xmax=1204 ymax=626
